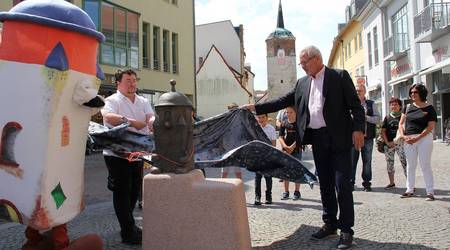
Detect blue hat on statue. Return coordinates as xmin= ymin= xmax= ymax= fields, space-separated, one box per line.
xmin=0 ymin=0 xmax=105 ymax=42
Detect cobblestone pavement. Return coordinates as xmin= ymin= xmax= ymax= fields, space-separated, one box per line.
xmin=1 ymin=142 xmax=449 ymax=249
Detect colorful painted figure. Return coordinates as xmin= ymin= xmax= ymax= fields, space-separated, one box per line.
xmin=0 ymin=0 xmax=105 ymax=249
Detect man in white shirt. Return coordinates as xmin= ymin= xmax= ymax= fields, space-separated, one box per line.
xmin=101 ymin=69 xmax=153 ymax=245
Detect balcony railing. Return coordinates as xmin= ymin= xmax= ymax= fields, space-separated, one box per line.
xmin=414 ymin=2 xmax=450 ymax=41
xmin=384 ymin=33 xmax=409 ymax=60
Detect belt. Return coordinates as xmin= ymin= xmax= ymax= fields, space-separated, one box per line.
xmin=309 ymin=127 xmax=327 ymax=132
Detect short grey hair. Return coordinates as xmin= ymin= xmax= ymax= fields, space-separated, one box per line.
xmin=301 ymin=45 xmax=322 ymax=61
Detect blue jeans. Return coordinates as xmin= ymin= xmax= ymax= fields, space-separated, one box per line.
xmin=351 ymin=138 xmax=373 ymax=187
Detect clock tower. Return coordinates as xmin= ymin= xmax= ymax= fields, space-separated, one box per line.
xmin=266 ymin=0 xmax=297 ymax=107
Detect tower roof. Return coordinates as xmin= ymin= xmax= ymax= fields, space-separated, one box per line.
xmin=267 ymin=0 xmax=294 ymax=40
xmin=277 ymin=0 xmax=284 ymax=29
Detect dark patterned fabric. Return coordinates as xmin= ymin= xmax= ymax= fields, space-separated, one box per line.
xmin=89 ymin=109 xmax=317 ymax=185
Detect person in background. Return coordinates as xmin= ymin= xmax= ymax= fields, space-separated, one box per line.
xmin=254 ymin=113 xmax=277 ymax=205
xmin=279 ymin=106 xmax=302 ymax=200
xmin=351 ymin=84 xmax=380 ymax=192
xmin=101 ymin=69 xmax=153 ymax=245
xmin=381 ymin=97 xmax=407 ymax=189
xmin=276 ymin=108 xmax=288 ymax=130
xmin=398 ymin=84 xmax=437 ymax=201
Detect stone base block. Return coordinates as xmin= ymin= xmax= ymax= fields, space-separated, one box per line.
xmin=143 ymin=169 xmax=251 ymax=250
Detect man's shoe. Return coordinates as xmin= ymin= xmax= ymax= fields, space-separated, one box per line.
xmin=363 ymin=186 xmax=372 ymax=192
xmin=311 ymin=224 xmax=337 ymax=239
xmin=384 ymin=183 xmax=395 ymax=190
xmin=265 ymin=194 xmax=272 ymax=204
xmin=293 ymin=191 xmax=301 ymax=200
xmin=121 ymin=231 xmax=142 ymax=245
xmin=337 ymin=232 xmax=353 ymax=249
xmin=281 ymin=191 xmax=289 ymax=200
xmin=254 ymin=196 xmax=262 ymax=205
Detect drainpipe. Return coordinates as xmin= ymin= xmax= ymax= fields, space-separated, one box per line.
xmin=192 ymin=0 xmax=197 ymax=110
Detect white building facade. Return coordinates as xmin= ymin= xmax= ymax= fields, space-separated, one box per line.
xmin=358 ymin=0 xmax=450 ymax=139
xmin=195 ymin=21 xmax=253 ymax=119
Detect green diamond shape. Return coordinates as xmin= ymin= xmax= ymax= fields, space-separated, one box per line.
xmin=51 ymin=183 xmax=66 ymax=209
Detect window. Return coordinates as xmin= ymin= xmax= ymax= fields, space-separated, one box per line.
xmin=172 ymin=33 xmax=179 ymax=74
xmin=142 ymin=22 xmax=150 ymax=68
xmin=153 ymin=26 xmax=160 ymax=70
xmin=358 ymin=32 xmax=363 ymax=48
xmin=373 ymin=26 xmax=379 ymax=65
xmin=127 ymin=12 xmax=139 ymax=68
xmin=348 ymin=43 xmax=352 ymax=58
xmin=354 ymin=37 xmax=357 ymax=52
xmin=162 ymin=30 xmax=170 ymax=72
xmin=392 ymin=4 xmax=409 ymax=52
xmin=360 ymin=65 xmax=365 ymax=76
xmin=344 ymin=44 xmax=348 ymax=60
xmin=84 ymin=0 xmax=100 ymax=28
xmin=367 ymin=32 xmax=372 ymax=69
xmin=84 ymin=1 xmax=139 ymax=67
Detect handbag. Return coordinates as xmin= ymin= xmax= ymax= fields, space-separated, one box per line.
xmin=376 ymin=133 xmax=385 ymax=153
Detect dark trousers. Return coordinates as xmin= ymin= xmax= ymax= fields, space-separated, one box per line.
xmin=351 ymin=138 xmax=374 ymax=187
xmin=104 ymin=156 xmax=143 ymax=235
xmin=310 ymin=128 xmax=354 ymax=234
xmin=255 ymin=173 xmax=272 ymax=198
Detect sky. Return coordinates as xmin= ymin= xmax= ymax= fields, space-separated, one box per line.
xmin=195 ymin=0 xmax=350 ymax=90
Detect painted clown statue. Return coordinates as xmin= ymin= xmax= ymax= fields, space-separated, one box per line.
xmin=0 ymin=0 xmax=105 ymax=249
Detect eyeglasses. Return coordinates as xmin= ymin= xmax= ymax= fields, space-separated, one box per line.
xmin=299 ymin=56 xmax=316 ymax=66
xmin=410 ymin=91 xmax=419 ymax=94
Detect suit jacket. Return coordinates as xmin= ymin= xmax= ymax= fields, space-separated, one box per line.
xmin=256 ymin=67 xmax=365 ymax=151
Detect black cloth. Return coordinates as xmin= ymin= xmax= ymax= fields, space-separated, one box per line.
xmin=254 ymin=67 xmax=364 ymax=234
xmin=364 ymin=99 xmax=376 ymax=139
xmin=90 ymin=109 xmax=317 ymax=184
xmin=279 ymin=121 xmax=299 ymax=153
xmin=195 ymin=140 xmax=317 ymax=185
xmin=255 ymin=173 xmax=272 ymax=198
xmin=382 ymin=114 xmax=401 ymax=142
xmin=404 ymin=104 xmax=437 ymax=135
xmin=104 ymin=156 xmax=143 ymax=234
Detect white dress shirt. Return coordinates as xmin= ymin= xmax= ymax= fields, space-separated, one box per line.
xmin=308 ymin=66 xmax=326 ymax=129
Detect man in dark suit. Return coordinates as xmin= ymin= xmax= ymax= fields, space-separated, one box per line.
xmin=243 ymin=46 xmax=365 ymax=249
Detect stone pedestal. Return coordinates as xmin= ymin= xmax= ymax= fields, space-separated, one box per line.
xmin=143 ymin=169 xmax=251 ymax=250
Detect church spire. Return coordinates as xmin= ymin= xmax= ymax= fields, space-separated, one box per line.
xmin=277 ymin=0 xmax=284 ymax=29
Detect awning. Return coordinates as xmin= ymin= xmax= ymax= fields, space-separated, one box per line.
xmin=387 ymin=72 xmax=415 ymax=86
xmin=367 ymin=83 xmax=381 ymax=92
xmin=419 ymin=58 xmax=450 ymax=76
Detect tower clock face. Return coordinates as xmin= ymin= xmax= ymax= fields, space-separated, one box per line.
xmin=277 ymin=48 xmax=286 ymax=65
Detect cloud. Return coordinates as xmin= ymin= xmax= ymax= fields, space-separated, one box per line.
xmin=195 ymin=0 xmax=349 ymax=90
